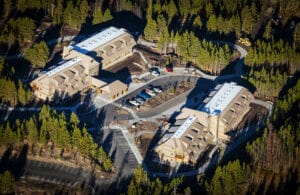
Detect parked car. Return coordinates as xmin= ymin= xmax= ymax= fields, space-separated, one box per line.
xmin=135 ymin=97 xmax=145 ymax=104
xmin=150 ymin=67 xmax=160 ymax=77
xmin=139 ymin=92 xmax=151 ymax=100
xmin=151 ymin=70 xmax=160 ymax=76
xmin=129 ymin=99 xmax=140 ymax=106
xmin=153 ymin=86 xmax=162 ymax=93
xmin=166 ymin=63 xmax=173 ymax=73
xmin=149 ymin=85 xmax=162 ymax=93
xmin=145 ymin=89 xmax=156 ymax=97
xmin=146 ymin=87 xmax=155 ymax=93
xmin=184 ymin=68 xmax=189 ymax=74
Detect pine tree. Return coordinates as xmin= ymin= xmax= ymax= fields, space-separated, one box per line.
xmin=79 ymin=0 xmax=90 ymax=24
xmin=144 ymin=0 xmax=157 ymax=41
xmin=17 ymin=81 xmax=27 ymax=105
xmin=102 ymin=9 xmax=113 ymax=22
xmin=207 ymin=14 xmax=218 ymax=32
xmin=52 ymin=0 xmax=63 ymax=25
xmin=92 ymin=8 xmax=102 ymax=25
xmin=103 ymin=158 xmax=112 ymax=172
xmin=24 ymin=41 xmax=49 ymax=68
xmin=193 ymin=15 xmax=203 ymax=29
xmin=0 ymin=170 xmax=15 ymax=194
xmin=166 ymin=0 xmax=177 ymax=24
xmin=72 ymin=126 xmax=81 ymax=148
xmin=39 ymin=105 xmax=51 ymax=144
xmin=2 ymin=0 xmax=12 ymax=17
xmin=26 ymin=117 xmax=39 ymax=144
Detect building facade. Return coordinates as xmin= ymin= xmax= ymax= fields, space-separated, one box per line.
xmin=31 ymin=27 xmax=135 ymax=101
xmin=154 ymin=82 xmax=254 ymax=166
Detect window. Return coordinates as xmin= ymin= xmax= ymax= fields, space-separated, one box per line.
xmin=235 ymin=101 xmax=241 ymax=106
xmin=185 ymin=135 xmax=193 ymax=141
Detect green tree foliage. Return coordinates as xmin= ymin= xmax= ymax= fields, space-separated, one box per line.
xmin=92 ymin=8 xmax=113 ymax=25
xmin=0 ymin=170 xmax=15 ymax=194
xmin=24 ymin=41 xmax=49 ymax=68
xmin=247 ymin=66 xmax=287 ymax=98
xmin=178 ymin=0 xmax=191 ymax=17
xmin=293 ymin=23 xmax=300 ymax=49
xmin=144 ymin=2 xmax=157 ymax=41
xmin=0 ymin=17 xmax=35 ymax=46
xmin=26 ymin=117 xmax=39 ymax=144
xmin=63 ymin=1 xmax=82 ymax=29
xmin=241 ymin=3 xmax=257 ymax=34
xmin=193 ymin=15 xmax=203 ymax=29
xmin=127 ymin=165 xmax=183 ymax=195
xmin=17 ymin=80 xmax=31 ymax=105
xmin=79 ymin=0 xmax=90 ymax=23
xmin=0 ymin=105 xmax=113 ymax=171
xmin=0 ymin=78 xmax=17 ymax=105
xmin=0 ymin=123 xmax=16 ymax=145
xmin=2 ymin=0 xmax=12 ymax=18
xmin=245 ymin=39 xmax=300 ymax=74
xmin=245 ymin=80 xmax=300 ymax=193
xmin=207 ymin=14 xmax=218 ymax=32
xmin=174 ymin=31 xmax=232 ymax=74
xmin=206 ymin=78 xmax=300 ymax=194
xmin=52 ymin=0 xmax=63 ymax=25
xmin=166 ymin=0 xmax=177 ymax=24
xmin=208 ymin=160 xmax=248 ymax=195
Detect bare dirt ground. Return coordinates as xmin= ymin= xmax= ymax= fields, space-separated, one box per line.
xmin=236 ymin=103 xmax=268 ymax=130
xmin=105 ymin=53 xmax=146 ymax=75
xmin=0 ymin=143 xmax=114 ymax=179
xmin=14 ymin=178 xmax=86 ymax=194
xmin=137 ymin=134 xmax=155 ymax=158
xmin=128 ymin=121 xmax=158 ymax=158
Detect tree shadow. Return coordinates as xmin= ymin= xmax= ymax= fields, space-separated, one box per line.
xmin=0 ymin=144 xmax=28 ymax=180
xmin=12 ymin=144 xmax=28 ymax=179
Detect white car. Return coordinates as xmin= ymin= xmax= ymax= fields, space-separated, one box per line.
xmin=184 ymin=68 xmax=189 ymax=74
xmin=145 ymin=89 xmax=156 ymax=97
xmin=153 ymin=86 xmax=162 ymax=93
xmin=151 ymin=70 xmax=160 ymax=77
xmin=135 ymin=97 xmax=145 ymax=104
xmin=129 ymin=99 xmax=140 ymax=106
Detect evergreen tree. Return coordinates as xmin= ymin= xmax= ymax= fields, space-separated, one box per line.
xmin=72 ymin=126 xmax=81 ymax=148
xmin=17 ymin=81 xmax=29 ymax=105
xmin=2 ymin=0 xmax=11 ymax=17
xmin=166 ymin=0 xmax=177 ymax=24
xmin=26 ymin=117 xmax=39 ymax=144
xmin=52 ymin=0 xmax=63 ymax=25
xmin=24 ymin=41 xmax=49 ymax=68
xmin=207 ymin=14 xmax=218 ymax=32
xmin=144 ymin=0 xmax=157 ymax=41
xmin=103 ymin=158 xmax=113 ymax=172
xmin=0 ymin=170 xmax=15 ymax=194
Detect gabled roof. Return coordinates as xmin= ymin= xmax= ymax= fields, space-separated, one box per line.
xmin=171 ymin=115 xmax=197 ymax=139
xmin=201 ymin=82 xmax=242 ymax=115
xmin=72 ymin=27 xmax=128 ymax=54
xmin=101 ymin=80 xmax=127 ymax=95
xmin=46 ymin=58 xmax=81 ymax=77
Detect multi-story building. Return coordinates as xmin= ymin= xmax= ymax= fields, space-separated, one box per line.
xmin=154 ymin=82 xmax=254 ymax=166
xmin=31 ymin=27 xmax=136 ymax=101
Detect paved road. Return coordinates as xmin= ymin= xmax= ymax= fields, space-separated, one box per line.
xmin=0 ymin=36 xmax=251 ymax=188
